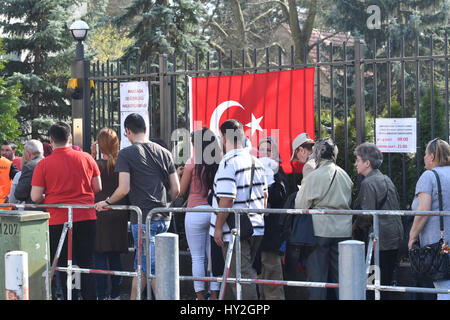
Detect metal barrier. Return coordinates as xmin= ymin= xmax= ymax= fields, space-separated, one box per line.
xmin=3 ymin=204 xmax=450 ymax=299
xmin=0 ymin=203 xmax=143 ymax=300
xmin=147 ymin=207 xmax=450 ymax=300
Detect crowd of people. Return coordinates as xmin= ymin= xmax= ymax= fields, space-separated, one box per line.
xmin=0 ymin=113 xmax=449 ymax=300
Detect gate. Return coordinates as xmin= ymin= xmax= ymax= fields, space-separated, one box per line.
xmin=89 ymin=35 xmax=450 ymax=210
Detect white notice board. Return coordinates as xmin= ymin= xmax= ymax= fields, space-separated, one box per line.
xmin=375 ymin=118 xmax=416 ymax=153
xmin=119 ymin=82 xmax=149 ymax=149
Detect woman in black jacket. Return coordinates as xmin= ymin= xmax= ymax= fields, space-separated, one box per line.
xmin=353 ymin=142 xmax=404 ymax=300
xmin=255 ymin=137 xmax=288 ymax=300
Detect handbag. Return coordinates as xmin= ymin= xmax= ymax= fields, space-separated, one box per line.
xmin=226 ymin=156 xmax=255 ymax=240
xmin=409 ymin=169 xmax=450 ymax=281
xmin=288 ymin=169 xmax=337 ymax=247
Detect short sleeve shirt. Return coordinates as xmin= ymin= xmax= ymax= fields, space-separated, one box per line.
xmin=115 ymin=141 xmax=176 ymax=223
xmin=412 ymin=167 xmax=450 ymax=247
xmin=185 ymin=157 xmax=209 ymax=208
xmin=210 ymin=148 xmax=267 ymax=242
xmin=31 ymin=147 xmax=100 ymax=225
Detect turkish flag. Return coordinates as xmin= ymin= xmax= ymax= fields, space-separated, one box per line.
xmin=189 ymin=68 xmax=315 ymax=174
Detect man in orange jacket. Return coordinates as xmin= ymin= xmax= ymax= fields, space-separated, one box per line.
xmin=0 ymin=155 xmax=19 ymax=210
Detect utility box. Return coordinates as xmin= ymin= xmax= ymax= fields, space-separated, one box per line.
xmin=0 ymin=211 xmax=50 ymax=300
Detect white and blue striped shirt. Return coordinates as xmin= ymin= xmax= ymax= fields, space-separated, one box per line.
xmin=210 ymin=148 xmax=267 ymax=242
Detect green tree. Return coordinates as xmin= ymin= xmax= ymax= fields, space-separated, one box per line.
xmin=0 ymin=0 xmax=77 ymax=140
xmin=418 ymin=86 xmax=447 ymax=158
xmin=323 ymin=0 xmax=449 ymax=52
xmin=0 ymin=39 xmax=22 ymax=143
xmin=86 ymin=23 xmax=133 ymax=64
xmin=116 ymin=0 xmax=209 ymax=61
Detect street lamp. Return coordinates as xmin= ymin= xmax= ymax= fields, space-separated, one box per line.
xmin=69 ymin=20 xmax=89 ymax=41
xmin=68 ymin=20 xmax=91 ymax=152
xmin=69 ymin=20 xmax=89 ymax=60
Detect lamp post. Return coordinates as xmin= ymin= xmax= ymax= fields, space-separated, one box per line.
xmin=70 ymin=20 xmax=89 ymax=59
xmin=68 ymin=20 xmax=91 ymax=152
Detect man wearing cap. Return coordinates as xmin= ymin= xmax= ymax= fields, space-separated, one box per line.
xmin=291 ymin=133 xmax=315 ymax=178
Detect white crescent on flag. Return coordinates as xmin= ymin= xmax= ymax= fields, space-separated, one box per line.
xmin=209 ymin=100 xmax=245 ymax=137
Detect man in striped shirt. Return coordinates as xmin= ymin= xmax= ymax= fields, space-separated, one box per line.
xmin=210 ymin=119 xmax=268 ymax=300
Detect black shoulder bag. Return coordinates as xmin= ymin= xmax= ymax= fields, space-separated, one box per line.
xmin=409 ymin=169 xmax=450 ymax=281
xmin=289 ymin=169 xmax=337 ymax=247
xmin=225 ymin=156 xmax=255 ymax=240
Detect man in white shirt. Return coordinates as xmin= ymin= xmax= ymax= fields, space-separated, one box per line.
xmin=211 ymin=119 xmax=268 ymax=300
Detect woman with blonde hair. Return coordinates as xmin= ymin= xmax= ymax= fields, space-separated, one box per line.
xmin=91 ymin=128 xmax=130 ymax=300
xmin=409 ymin=138 xmax=450 ymax=300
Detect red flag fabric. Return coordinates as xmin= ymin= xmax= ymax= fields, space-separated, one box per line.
xmin=189 ymin=68 xmax=315 ymax=174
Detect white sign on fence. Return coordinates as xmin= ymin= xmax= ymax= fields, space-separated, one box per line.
xmin=375 ymin=118 xmax=416 ymax=153
xmin=119 ymin=82 xmax=150 ymax=149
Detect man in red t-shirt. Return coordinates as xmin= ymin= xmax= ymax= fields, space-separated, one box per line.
xmin=31 ymin=122 xmax=102 ymax=300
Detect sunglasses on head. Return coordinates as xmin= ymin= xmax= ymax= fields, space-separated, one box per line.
xmin=428 ymin=137 xmax=443 ymax=159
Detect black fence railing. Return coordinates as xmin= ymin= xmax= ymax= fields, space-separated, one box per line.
xmin=89 ymin=35 xmax=450 ymax=210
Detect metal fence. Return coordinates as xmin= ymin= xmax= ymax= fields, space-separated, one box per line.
xmin=0 ymin=203 xmax=144 ymax=300
xmin=2 ymin=203 xmax=450 ymax=300
xmin=146 ymin=207 xmax=450 ymax=300
xmin=89 ymin=35 xmax=450 ymax=211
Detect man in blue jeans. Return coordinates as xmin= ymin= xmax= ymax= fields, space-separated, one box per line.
xmin=95 ymin=113 xmax=180 ymax=299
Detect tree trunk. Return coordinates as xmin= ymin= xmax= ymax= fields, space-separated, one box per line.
xmin=287 ymin=0 xmax=317 ymax=64
xmin=230 ymin=0 xmax=253 ymax=67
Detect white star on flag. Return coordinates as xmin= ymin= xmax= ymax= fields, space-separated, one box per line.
xmin=245 ymin=113 xmax=264 ymax=136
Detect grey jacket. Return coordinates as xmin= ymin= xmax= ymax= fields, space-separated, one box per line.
xmin=295 ymin=160 xmax=353 ymax=238
xmin=353 ymin=169 xmax=404 ymax=251
xmin=14 ymin=155 xmax=44 ymax=203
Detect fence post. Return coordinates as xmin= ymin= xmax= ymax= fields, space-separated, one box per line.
xmin=354 ymin=38 xmax=365 ymax=145
xmin=159 ymin=54 xmax=172 ymax=148
xmin=5 ymin=251 xmax=29 ymax=300
xmin=339 ymin=240 xmax=366 ymax=300
xmin=155 ymin=232 xmax=179 ymax=300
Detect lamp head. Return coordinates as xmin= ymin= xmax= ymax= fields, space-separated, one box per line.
xmin=69 ymin=20 xmax=89 ymax=42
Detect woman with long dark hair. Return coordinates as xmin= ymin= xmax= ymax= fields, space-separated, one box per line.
xmin=177 ymin=127 xmax=221 ymax=300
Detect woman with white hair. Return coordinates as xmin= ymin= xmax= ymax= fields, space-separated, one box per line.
xmin=353 ymin=142 xmax=404 ymax=300
xmin=294 ymin=137 xmax=353 ymax=300
xmin=14 ymin=139 xmax=44 ymax=205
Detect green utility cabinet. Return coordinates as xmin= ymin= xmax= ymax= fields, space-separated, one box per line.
xmin=0 ymin=211 xmax=50 ymax=300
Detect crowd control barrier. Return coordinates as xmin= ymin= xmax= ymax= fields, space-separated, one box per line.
xmin=147 ymin=207 xmax=450 ymax=300
xmin=3 ymin=204 xmax=450 ymax=300
xmin=0 ymin=203 xmax=143 ymax=300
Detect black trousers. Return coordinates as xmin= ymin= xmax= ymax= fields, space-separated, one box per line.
xmin=50 ymin=220 xmax=97 ymax=300
xmin=305 ymin=236 xmax=351 ymax=300
xmin=367 ymin=249 xmax=398 ymax=300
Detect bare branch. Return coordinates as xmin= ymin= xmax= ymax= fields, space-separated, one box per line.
xmin=208 ymin=20 xmax=229 ymax=39
xmin=247 ymin=7 xmax=275 ymax=27
xmin=208 ymin=40 xmax=226 ymax=56
xmin=307 ymin=31 xmax=341 ymax=52
xmin=246 ymin=0 xmax=289 ymax=20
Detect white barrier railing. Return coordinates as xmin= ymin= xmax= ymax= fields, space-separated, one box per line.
xmin=147 ymin=207 xmax=450 ymax=300
xmin=2 ymin=204 xmax=450 ymax=300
